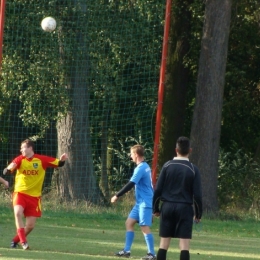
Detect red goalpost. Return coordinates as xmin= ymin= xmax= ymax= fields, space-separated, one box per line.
xmin=152 ymin=0 xmax=172 ymax=187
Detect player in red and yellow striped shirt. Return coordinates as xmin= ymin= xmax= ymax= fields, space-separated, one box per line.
xmin=3 ymin=139 xmax=68 ymax=250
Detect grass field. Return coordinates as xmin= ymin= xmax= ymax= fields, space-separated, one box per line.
xmin=0 ymin=205 xmax=260 ymax=260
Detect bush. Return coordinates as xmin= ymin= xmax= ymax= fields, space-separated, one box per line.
xmin=218 ymin=143 xmax=260 ymax=218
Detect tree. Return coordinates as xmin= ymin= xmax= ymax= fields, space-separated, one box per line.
xmin=54 ymin=0 xmax=101 ymax=202
xmin=85 ymin=0 xmax=164 ymax=195
xmin=190 ymin=0 xmax=232 ymax=212
xmin=221 ymin=0 xmax=260 ymax=155
xmin=159 ymin=0 xmax=194 ymax=169
xmin=0 ymin=0 xmax=164 ymax=203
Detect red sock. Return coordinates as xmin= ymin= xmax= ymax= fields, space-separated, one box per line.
xmin=17 ymin=228 xmax=26 ymax=243
xmin=12 ymin=234 xmax=20 ymax=243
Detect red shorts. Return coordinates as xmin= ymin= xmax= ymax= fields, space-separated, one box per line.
xmin=13 ymin=192 xmax=42 ymax=217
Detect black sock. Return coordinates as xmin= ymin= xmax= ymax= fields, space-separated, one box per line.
xmin=157 ymin=248 xmax=167 ymax=260
xmin=180 ymin=250 xmax=190 ymax=260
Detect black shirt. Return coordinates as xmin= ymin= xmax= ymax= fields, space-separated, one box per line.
xmin=153 ymin=158 xmax=203 ymax=219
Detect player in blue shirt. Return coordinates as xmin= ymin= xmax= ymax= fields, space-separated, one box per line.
xmin=111 ymin=145 xmax=156 ymax=260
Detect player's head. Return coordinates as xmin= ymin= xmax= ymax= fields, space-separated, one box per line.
xmin=176 ymin=136 xmax=191 ymax=156
xmin=20 ymin=139 xmax=35 ymax=157
xmin=131 ymin=144 xmax=145 ymax=156
xmin=130 ymin=145 xmax=145 ymax=163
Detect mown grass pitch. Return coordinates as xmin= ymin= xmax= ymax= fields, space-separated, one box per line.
xmin=0 ymin=206 xmax=260 ymax=259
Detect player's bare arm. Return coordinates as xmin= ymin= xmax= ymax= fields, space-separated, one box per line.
xmin=0 ymin=177 xmax=9 ymax=189
xmin=3 ymin=162 xmax=17 ymax=175
xmin=59 ymin=153 xmax=68 ymax=161
xmin=58 ymin=153 xmax=68 ymax=167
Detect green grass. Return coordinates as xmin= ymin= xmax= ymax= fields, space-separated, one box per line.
xmin=0 ymin=206 xmax=260 ymax=259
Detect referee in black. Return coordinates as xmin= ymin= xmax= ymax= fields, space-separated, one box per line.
xmin=153 ymin=136 xmax=202 ymax=260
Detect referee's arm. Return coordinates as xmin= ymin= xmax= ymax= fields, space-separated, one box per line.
xmin=193 ymin=167 xmax=203 ymax=219
xmin=153 ymin=189 xmax=161 ymax=214
xmin=153 ymin=167 xmax=166 ymax=213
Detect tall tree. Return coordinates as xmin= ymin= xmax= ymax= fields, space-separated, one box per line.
xmin=221 ymin=0 xmax=260 ymax=155
xmin=190 ymin=0 xmax=232 ymax=212
xmin=55 ymin=0 xmax=100 ymax=202
xmin=158 ymin=0 xmax=194 ymax=169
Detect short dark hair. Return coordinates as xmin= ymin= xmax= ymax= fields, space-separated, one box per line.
xmin=131 ymin=144 xmax=145 ymax=157
xmin=176 ymin=136 xmax=190 ymax=155
xmin=21 ymin=139 xmax=35 ymax=151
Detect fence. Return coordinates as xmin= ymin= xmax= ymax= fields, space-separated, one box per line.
xmin=0 ymin=0 xmax=166 ymax=207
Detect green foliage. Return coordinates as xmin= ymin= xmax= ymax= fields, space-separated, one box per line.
xmin=85 ymin=0 xmax=164 ymax=192
xmin=221 ymin=0 xmax=260 ymax=153
xmin=0 ymin=0 xmax=164 ymax=200
xmin=104 ymin=135 xmax=154 ymax=192
xmin=1 ymin=0 xmax=260 ymax=211
xmin=0 ymin=0 xmax=80 ymax=135
xmin=218 ymin=143 xmax=260 ymax=218
xmin=182 ymin=0 xmax=260 ymax=153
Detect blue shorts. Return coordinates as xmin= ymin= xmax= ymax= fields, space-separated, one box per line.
xmin=128 ymin=204 xmax=153 ymax=226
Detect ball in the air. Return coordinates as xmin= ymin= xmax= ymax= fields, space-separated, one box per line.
xmin=41 ymin=17 xmax=56 ymax=32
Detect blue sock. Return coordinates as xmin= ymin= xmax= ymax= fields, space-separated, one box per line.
xmin=144 ymin=233 xmax=155 ymax=255
xmin=124 ymin=231 xmax=134 ymax=252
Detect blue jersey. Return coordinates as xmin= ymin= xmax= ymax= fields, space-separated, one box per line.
xmin=130 ymin=161 xmax=154 ymax=207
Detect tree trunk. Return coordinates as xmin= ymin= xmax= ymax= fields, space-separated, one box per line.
xmin=57 ymin=109 xmax=99 ymax=202
xmin=100 ymin=120 xmax=110 ymax=204
xmin=254 ymin=141 xmax=260 ymax=163
xmin=190 ymin=0 xmax=232 ymax=213
xmin=158 ymin=0 xmax=192 ymax=169
xmin=55 ymin=0 xmax=100 ymax=203
xmin=42 ymin=120 xmax=57 ymax=192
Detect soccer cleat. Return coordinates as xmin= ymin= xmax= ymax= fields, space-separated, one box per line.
xmin=10 ymin=241 xmax=18 ymax=249
xmin=141 ymin=253 xmax=157 ymax=260
xmin=115 ymin=249 xmax=131 ymax=258
xmin=21 ymin=242 xmax=29 ymax=250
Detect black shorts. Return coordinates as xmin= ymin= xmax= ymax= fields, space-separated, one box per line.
xmin=159 ymin=202 xmax=193 ymax=238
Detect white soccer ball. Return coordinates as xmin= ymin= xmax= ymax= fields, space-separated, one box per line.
xmin=41 ymin=17 xmax=56 ymax=32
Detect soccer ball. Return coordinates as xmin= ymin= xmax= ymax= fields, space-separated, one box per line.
xmin=41 ymin=17 xmax=56 ymax=32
